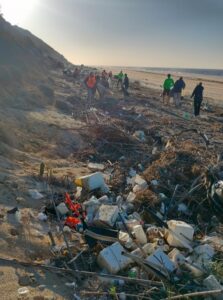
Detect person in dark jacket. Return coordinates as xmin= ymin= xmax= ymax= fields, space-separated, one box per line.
xmin=173 ymin=77 xmax=185 ymax=107
xmin=122 ymin=74 xmax=129 ymax=96
xmin=191 ymin=82 xmax=204 ymax=116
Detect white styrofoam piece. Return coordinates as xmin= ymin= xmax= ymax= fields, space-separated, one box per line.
xmin=93 ymin=204 xmax=119 ymax=227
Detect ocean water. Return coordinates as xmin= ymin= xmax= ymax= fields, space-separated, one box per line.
xmin=131 ymin=67 xmax=223 ymax=78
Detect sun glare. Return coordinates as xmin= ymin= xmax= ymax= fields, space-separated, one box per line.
xmin=1 ymin=0 xmax=37 ymax=25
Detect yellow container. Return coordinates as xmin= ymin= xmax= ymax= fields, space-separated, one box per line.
xmin=74 ymin=172 xmax=107 ymax=191
xmin=75 ymin=178 xmax=83 ymax=187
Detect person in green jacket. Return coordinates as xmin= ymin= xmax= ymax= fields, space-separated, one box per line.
xmin=163 ymin=74 xmax=174 ymax=105
xmin=116 ymin=70 xmax=124 ymax=88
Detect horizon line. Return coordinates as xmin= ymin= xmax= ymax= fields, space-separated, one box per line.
xmin=88 ymin=64 xmax=223 ymax=70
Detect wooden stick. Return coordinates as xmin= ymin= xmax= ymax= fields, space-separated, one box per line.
xmin=84 ymin=229 xmax=118 ymax=243
xmin=0 ymin=257 xmax=162 ymax=287
xmin=161 ymin=288 xmax=223 ymax=300
xmin=80 ymin=291 xmax=153 ymax=299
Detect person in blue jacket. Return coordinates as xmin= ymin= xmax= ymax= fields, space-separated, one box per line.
xmin=173 ymin=77 xmax=185 ymax=107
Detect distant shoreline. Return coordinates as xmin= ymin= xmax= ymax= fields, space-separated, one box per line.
xmin=97 ymin=66 xmax=223 ymax=105
xmin=124 ymin=68 xmax=223 ymax=85
xmin=95 ymin=65 xmax=223 ymax=78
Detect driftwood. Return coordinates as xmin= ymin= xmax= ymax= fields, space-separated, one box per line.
xmin=0 ymin=257 xmax=162 ymax=287
xmin=80 ymin=291 xmax=154 ymax=299
xmin=84 ymin=229 xmax=118 ymax=243
xmin=161 ymin=288 xmax=223 ymax=300
xmin=171 ymin=128 xmax=210 ymax=146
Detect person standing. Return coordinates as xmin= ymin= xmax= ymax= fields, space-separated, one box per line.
xmin=102 ymin=70 xmax=107 ymax=79
xmin=173 ymin=77 xmax=186 ymax=107
xmin=191 ymin=82 xmax=204 ymax=116
xmin=163 ymin=74 xmax=174 ymax=105
xmin=117 ymin=70 xmax=124 ymax=88
xmin=108 ymin=71 xmax=113 ymax=89
xmin=99 ymin=75 xmax=109 ymax=99
xmin=84 ymin=72 xmax=97 ymax=105
xmin=122 ymin=73 xmax=129 ymax=96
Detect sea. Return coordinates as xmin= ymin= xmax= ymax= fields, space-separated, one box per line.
xmin=129 ymin=67 xmax=223 ymax=78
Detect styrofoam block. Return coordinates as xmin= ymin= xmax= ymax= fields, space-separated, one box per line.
xmin=93 ymin=205 xmax=119 ymax=227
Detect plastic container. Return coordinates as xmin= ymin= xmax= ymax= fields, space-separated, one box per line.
xmin=119 ymin=231 xmax=133 ymax=249
xmin=116 ymin=219 xmax=140 ymax=232
xmin=132 ymin=225 xmax=147 ymax=245
xmin=146 ymin=226 xmax=159 ymax=241
xmin=119 ymin=231 xmax=130 ymax=243
xmin=98 ymin=272 xmax=125 ymax=286
xmin=97 ymin=242 xmax=132 ymax=274
xmin=129 ymin=212 xmax=144 ymax=224
xmin=126 ymin=192 xmax=136 ymax=203
xmin=88 ymin=162 xmax=105 ymax=171
xmin=56 ymin=203 xmax=69 ymax=215
xmin=38 ymin=212 xmax=48 ymax=221
xmin=75 ymin=172 xmax=109 ymax=192
xmin=146 ymin=248 xmax=175 ymax=274
xmin=134 ymin=175 xmax=148 ymax=189
xmin=128 ymin=267 xmax=138 ymax=278
xmin=18 ymin=287 xmax=29 ymax=296
xmin=131 ymin=243 xmax=155 ymax=257
xmin=184 ymin=262 xmax=204 ymax=277
xmin=203 ymin=275 xmax=223 ymax=298
xmin=166 ymin=220 xmax=194 ymax=248
xmin=98 ymin=195 xmax=111 ymax=204
xmin=126 ymin=219 xmax=141 ymax=230
xmin=168 ymin=248 xmax=186 ymax=266
xmin=84 ymin=196 xmax=100 ymax=224
xmin=119 ymin=292 xmax=127 ymax=300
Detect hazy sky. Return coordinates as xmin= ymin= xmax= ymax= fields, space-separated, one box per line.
xmin=1 ymin=0 xmax=223 ymax=68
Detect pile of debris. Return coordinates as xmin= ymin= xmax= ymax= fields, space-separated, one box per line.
xmin=75 ymin=124 xmax=152 ymax=165
xmin=3 ymin=67 xmax=223 ymax=298
xmin=31 ymin=164 xmax=223 ymax=300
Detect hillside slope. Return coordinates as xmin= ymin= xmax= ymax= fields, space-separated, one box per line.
xmin=0 ymin=16 xmax=82 ymax=162
xmin=0 ymin=16 xmax=69 ymax=107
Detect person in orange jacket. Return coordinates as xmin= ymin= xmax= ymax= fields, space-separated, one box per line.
xmin=84 ymin=72 xmax=97 ymax=104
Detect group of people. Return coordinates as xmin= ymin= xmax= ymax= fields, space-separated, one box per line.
xmin=84 ymin=69 xmax=130 ymax=103
xmin=115 ymin=70 xmax=130 ymax=96
xmin=162 ymin=74 xmax=204 ymax=116
xmin=83 ymin=69 xmax=204 ymax=117
xmin=63 ymin=64 xmax=84 ymax=78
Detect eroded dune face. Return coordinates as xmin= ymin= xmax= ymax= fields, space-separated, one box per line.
xmin=0 ymin=16 xmax=66 ymax=106
xmin=0 ymin=16 xmax=75 ymax=159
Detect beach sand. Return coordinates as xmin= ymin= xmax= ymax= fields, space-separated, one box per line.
xmin=106 ymin=67 xmax=223 ymax=106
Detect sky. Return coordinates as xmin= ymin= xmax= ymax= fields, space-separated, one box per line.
xmin=1 ymin=0 xmax=223 ymax=68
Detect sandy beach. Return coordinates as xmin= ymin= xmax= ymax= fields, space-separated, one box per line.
xmin=106 ymin=67 xmax=223 ymax=105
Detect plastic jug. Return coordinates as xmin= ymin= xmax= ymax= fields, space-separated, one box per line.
xmin=132 ymin=225 xmax=147 ymax=245
xmin=166 ymin=220 xmax=194 ymax=248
